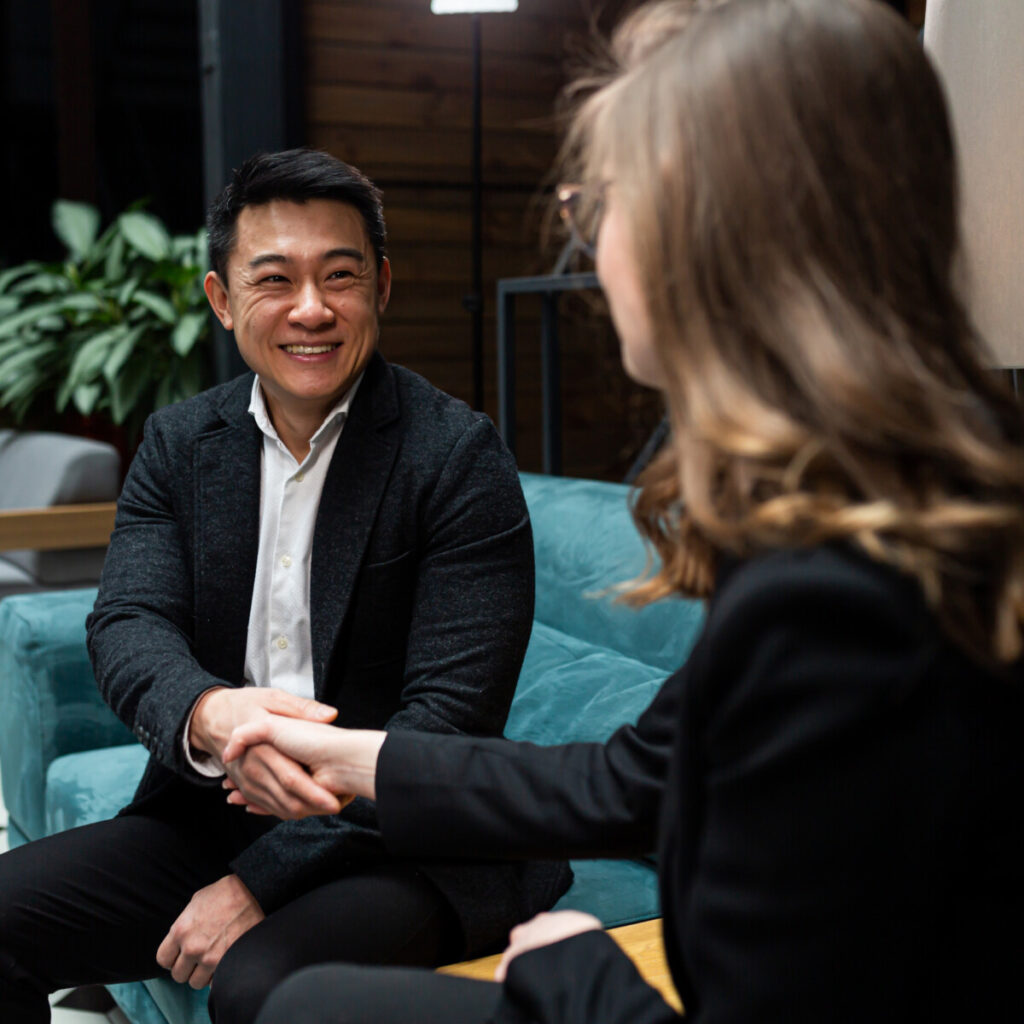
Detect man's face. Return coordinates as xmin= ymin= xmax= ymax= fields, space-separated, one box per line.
xmin=204 ymin=198 xmax=391 ymax=423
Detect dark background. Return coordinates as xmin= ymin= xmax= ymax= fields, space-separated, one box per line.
xmin=0 ymin=0 xmax=927 ymax=478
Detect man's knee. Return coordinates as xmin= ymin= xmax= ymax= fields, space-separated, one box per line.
xmin=208 ymin=929 xmax=291 ymax=1024
xmin=253 ymin=966 xmax=358 ymax=1024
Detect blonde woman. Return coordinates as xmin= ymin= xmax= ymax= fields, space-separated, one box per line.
xmin=224 ymin=1 xmax=1024 ymax=1021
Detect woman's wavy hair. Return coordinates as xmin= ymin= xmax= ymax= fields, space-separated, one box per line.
xmin=564 ymin=0 xmax=1024 ymax=664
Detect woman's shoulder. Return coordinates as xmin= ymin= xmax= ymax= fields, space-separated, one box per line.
xmin=708 ymin=542 xmax=927 ymax=641
xmin=699 ymin=541 xmax=1023 ymax=709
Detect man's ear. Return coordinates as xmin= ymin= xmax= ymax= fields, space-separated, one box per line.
xmin=204 ymin=271 xmax=233 ymax=330
xmin=376 ymin=258 xmax=392 ymax=315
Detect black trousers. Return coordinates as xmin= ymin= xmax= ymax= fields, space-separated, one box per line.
xmin=255 ymin=963 xmax=503 ymax=1024
xmin=0 ymin=790 xmax=460 ymax=1024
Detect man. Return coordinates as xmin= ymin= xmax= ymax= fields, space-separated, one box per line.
xmin=0 ymin=150 xmax=569 ymax=1024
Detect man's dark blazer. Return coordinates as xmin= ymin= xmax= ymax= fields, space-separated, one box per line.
xmin=376 ymin=544 xmax=1024 ymax=1023
xmin=86 ymin=352 xmax=570 ymax=955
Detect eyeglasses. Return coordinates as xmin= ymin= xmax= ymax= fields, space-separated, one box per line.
xmin=556 ymin=182 xmax=607 ymax=261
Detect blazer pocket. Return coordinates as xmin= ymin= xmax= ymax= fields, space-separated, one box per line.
xmin=346 ymin=549 xmax=415 ymax=669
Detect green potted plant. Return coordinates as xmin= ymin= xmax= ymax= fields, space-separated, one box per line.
xmin=0 ymin=199 xmax=211 ymax=443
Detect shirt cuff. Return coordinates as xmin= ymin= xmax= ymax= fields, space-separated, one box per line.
xmin=182 ymin=686 xmax=228 ymax=778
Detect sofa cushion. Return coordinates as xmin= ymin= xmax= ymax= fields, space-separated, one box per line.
xmin=507 ymin=621 xmax=666 ymax=927
xmin=520 ymin=473 xmax=704 ymax=674
xmin=45 ymin=744 xmax=148 ymax=834
xmin=506 ymin=621 xmax=669 ymax=745
xmin=553 ymin=858 xmax=660 ymax=927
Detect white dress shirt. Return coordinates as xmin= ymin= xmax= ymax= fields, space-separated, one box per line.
xmin=185 ymin=373 xmax=362 ymax=776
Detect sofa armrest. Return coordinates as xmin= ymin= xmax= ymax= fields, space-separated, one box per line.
xmin=0 ymin=588 xmax=134 ymax=841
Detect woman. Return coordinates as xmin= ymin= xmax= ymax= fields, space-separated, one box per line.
xmin=223 ymin=1 xmax=1024 ymax=1021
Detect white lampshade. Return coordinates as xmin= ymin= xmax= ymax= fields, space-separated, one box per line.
xmin=925 ymin=0 xmax=1024 ymax=366
xmin=431 ymin=0 xmax=517 ymax=12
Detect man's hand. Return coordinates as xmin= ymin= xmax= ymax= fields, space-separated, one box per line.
xmin=190 ymin=687 xmax=342 ymax=817
xmin=156 ymin=874 xmax=265 ymax=989
xmin=222 ymin=719 xmax=386 ymax=819
xmin=189 ymin=686 xmax=336 ymax=763
xmin=494 ymin=910 xmax=604 ymax=981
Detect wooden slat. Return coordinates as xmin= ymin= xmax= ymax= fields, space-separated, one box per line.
xmin=308 ymin=83 xmax=555 ymax=134
xmin=309 ymin=41 xmax=563 ymax=98
xmin=438 ymin=918 xmax=682 ymax=1014
xmin=0 ymin=503 xmax=117 ymax=552
xmin=385 ymin=201 xmax=551 ymax=248
xmin=308 ymin=124 xmax=557 ymax=185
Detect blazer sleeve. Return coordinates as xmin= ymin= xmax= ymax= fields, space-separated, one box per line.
xmin=494 ymin=931 xmax=680 ymax=1024
xmin=374 ymin=655 xmax=686 ymax=861
xmin=86 ymin=413 xmax=228 ymax=776
xmin=230 ymin=416 xmax=540 ymax=910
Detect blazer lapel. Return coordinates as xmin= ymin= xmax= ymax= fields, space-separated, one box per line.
xmin=193 ymin=378 xmax=262 ymax=683
xmin=310 ymin=354 xmax=400 ymax=696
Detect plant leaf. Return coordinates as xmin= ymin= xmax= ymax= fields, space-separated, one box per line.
xmin=117 ymin=275 xmax=144 ymax=307
xmin=11 ymin=272 xmax=72 ymax=296
xmin=60 ymin=293 xmax=106 ymax=313
xmin=194 ymin=228 xmax=208 ymax=268
xmin=0 ymin=337 xmax=28 ymax=363
xmin=53 ymin=200 xmax=101 ymax=261
xmin=68 ymin=325 xmax=129 ymax=385
xmin=72 ymin=382 xmax=103 ymax=416
xmin=105 ymin=232 xmax=126 ymax=282
xmin=109 ymin=353 xmax=153 ymax=424
xmin=0 ymin=263 xmax=43 ymax=293
xmin=0 ymin=364 xmax=49 ymax=406
xmin=0 ymin=299 xmax=69 ymax=339
xmin=0 ymin=296 xmax=20 ymax=318
xmin=171 ymin=311 xmax=207 ymax=356
xmin=0 ymin=341 xmax=60 ymax=385
xmin=119 ymin=211 xmax=171 ymax=261
xmin=132 ymin=289 xmax=177 ymax=324
xmin=103 ymin=323 xmax=145 ymax=384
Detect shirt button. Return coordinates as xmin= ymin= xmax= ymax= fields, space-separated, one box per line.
xmin=294 ymin=471 xmax=305 ymax=482
xmin=276 ymin=635 xmax=289 ymax=650
xmin=280 ymin=555 xmax=292 ymax=568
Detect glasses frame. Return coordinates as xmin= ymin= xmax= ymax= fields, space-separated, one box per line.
xmin=556 ymin=182 xmax=607 ymax=262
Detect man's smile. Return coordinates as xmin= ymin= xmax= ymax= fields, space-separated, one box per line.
xmin=280 ymin=342 xmax=342 ymax=356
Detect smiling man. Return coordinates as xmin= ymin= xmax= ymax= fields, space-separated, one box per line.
xmin=0 ymin=150 xmax=569 ymax=1024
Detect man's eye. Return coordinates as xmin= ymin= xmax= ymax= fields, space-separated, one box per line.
xmin=329 ymin=270 xmax=353 ymax=281
xmin=259 ymin=274 xmax=288 ymax=284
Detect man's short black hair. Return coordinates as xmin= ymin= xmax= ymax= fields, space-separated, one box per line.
xmin=206 ymin=149 xmax=387 ymax=283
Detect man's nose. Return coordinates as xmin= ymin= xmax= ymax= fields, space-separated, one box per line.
xmin=288 ymin=281 xmax=335 ymax=328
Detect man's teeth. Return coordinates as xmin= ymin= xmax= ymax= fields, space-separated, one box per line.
xmin=283 ymin=344 xmax=339 ymax=354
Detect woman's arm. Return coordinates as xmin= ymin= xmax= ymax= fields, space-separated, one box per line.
xmin=223 ymin=657 xmax=687 ymax=859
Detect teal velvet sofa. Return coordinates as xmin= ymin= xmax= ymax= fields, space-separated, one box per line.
xmin=0 ymin=472 xmax=705 ymax=1024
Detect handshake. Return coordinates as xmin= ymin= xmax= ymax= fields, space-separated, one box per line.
xmin=187 ymin=687 xmax=604 ymax=979
xmin=188 ymin=686 xmax=386 ymax=820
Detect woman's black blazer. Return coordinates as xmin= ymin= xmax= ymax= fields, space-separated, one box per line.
xmin=377 ymin=543 xmax=1024 ymax=1024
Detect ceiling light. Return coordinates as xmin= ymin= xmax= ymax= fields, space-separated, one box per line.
xmin=431 ymin=1 xmax=518 ymax=13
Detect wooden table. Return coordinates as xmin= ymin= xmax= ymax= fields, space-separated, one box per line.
xmin=439 ymin=917 xmax=682 ymax=1013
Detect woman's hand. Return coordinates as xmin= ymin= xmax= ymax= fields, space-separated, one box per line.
xmin=494 ymin=911 xmax=604 ymax=981
xmin=221 ymin=718 xmax=387 ymax=819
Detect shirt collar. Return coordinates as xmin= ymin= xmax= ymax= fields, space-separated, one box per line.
xmin=247 ymin=373 xmax=364 ymax=450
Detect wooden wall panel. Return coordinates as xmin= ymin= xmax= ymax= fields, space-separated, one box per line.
xmin=302 ymin=0 xmax=661 ymax=481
